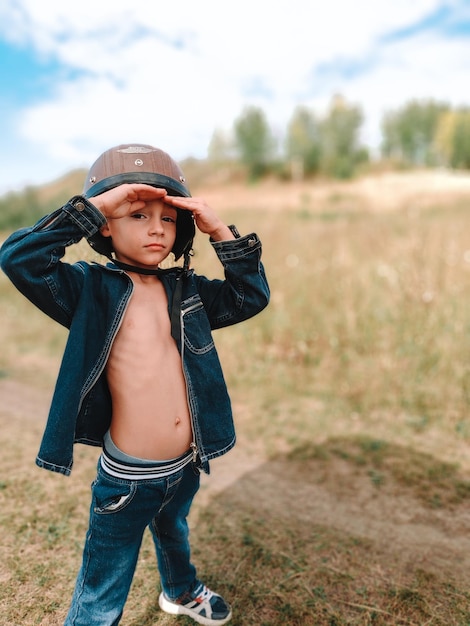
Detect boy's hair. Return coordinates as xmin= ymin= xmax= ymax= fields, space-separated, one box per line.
xmin=84 ymin=144 xmax=195 ymax=261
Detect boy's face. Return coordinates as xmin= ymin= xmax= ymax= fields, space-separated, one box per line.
xmin=100 ymin=198 xmax=177 ymax=268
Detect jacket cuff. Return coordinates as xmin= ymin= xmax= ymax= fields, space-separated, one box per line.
xmin=62 ymin=196 xmax=107 ymax=237
xmin=211 ymin=231 xmax=261 ymax=261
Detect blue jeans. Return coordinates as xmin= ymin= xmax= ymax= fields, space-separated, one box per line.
xmin=64 ymin=459 xmax=201 ymax=625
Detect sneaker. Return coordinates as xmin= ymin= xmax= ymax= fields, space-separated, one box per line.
xmin=159 ymin=582 xmax=232 ymax=625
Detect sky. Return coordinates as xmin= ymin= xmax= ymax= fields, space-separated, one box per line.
xmin=0 ymin=0 xmax=469 ymax=194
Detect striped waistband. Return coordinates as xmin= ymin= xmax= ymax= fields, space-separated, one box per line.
xmin=100 ymin=441 xmax=193 ymax=480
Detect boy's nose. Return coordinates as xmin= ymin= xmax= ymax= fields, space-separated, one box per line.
xmin=149 ymin=218 xmax=164 ymax=235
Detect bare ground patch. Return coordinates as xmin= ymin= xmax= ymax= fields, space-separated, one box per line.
xmin=212 ymin=454 xmax=470 ymax=583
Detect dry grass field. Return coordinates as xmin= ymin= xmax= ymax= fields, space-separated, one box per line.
xmin=1 ymin=169 xmax=470 ymax=625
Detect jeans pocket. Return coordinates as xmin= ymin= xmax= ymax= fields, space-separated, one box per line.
xmin=93 ymin=475 xmax=137 ymax=515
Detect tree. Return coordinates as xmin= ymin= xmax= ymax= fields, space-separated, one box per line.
xmin=381 ymin=99 xmax=449 ymax=166
xmin=450 ymin=108 xmax=470 ymax=169
xmin=233 ymin=106 xmax=276 ymax=180
xmin=285 ymin=106 xmax=321 ymax=180
xmin=319 ymin=95 xmax=367 ymax=179
xmin=433 ymin=110 xmax=457 ymax=166
xmin=207 ymin=128 xmax=234 ymax=163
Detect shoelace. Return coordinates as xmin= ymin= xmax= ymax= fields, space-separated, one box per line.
xmin=193 ymin=586 xmax=214 ymax=604
xmin=184 ymin=585 xmax=216 ymax=617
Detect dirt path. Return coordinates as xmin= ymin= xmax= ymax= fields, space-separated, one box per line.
xmin=221 ymin=456 xmax=470 ymax=584
xmin=195 ymin=169 xmax=470 ymax=213
xmin=2 ymin=377 xmax=469 ymax=588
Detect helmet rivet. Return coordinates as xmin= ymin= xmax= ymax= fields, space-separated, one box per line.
xmin=135 ymin=159 xmax=143 ymax=166
xmin=89 ymin=176 xmax=96 ymax=183
xmin=180 ymin=176 xmax=185 ymax=182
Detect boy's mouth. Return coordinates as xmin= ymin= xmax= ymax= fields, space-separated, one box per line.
xmin=145 ymin=243 xmax=165 ymax=250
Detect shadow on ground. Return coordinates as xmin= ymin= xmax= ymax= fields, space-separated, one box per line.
xmin=128 ymin=438 xmax=470 ymax=626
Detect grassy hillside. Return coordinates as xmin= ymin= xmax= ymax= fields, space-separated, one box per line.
xmin=1 ymin=170 xmax=470 ymax=624
xmin=0 ymin=169 xmax=86 ymax=231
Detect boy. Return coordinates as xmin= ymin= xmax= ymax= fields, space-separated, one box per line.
xmin=0 ymin=144 xmax=270 ymax=625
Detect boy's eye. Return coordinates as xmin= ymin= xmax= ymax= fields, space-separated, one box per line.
xmin=131 ymin=213 xmax=146 ymax=219
xmin=162 ymin=215 xmax=176 ymax=223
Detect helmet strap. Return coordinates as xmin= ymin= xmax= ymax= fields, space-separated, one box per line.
xmin=170 ymin=273 xmax=184 ymax=343
xmin=170 ymin=250 xmax=192 ymax=343
xmin=112 ymin=254 xmax=191 ymax=277
xmin=111 ymin=259 xmax=163 ymax=276
xmin=182 ymin=248 xmax=192 ymax=273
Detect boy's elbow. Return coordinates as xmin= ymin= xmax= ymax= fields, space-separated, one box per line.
xmin=0 ymin=245 xmax=14 ymax=276
xmin=260 ymin=288 xmax=270 ymax=313
xmin=0 ymin=241 xmax=19 ymax=278
xmin=248 ymin=282 xmax=270 ymax=318
xmin=0 ymin=237 xmax=29 ymax=284
xmin=260 ymin=274 xmax=270 ymax=309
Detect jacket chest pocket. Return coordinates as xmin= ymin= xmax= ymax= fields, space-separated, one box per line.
xmin=182 ymin=296 xmax=215 ymax=355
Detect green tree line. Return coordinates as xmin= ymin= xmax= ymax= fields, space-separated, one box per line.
xmin=211 ymin=95 xmax=470 ymax=180
xmin=1 ymin=95 xmax=470 ymax=231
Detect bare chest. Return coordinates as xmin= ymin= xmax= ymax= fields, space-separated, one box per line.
xmin=111 ymin=278 xmax=174 ymax=362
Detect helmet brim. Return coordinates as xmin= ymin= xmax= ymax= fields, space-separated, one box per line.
xmin=84 ymin=172 xmax=195 ymax=261
xmin=84 ymin=171 xmax=191 ymax=199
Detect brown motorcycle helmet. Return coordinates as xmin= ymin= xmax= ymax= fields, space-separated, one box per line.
xmin=83 ymin=143 xmax=195 ymax=261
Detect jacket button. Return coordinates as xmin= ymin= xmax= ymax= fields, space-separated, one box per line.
xmin=75 ymin=201 xmax=85 ymax=212
xmin=248 ymin=238 xmax=256 ymax=247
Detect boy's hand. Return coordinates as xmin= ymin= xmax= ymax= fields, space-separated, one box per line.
xmin=163 ymin=196 xmax=235 ymax=241
xmin=90 ymin=184 xmax=168 ymax=220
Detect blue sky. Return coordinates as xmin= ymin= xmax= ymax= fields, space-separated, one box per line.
xmin=0 ymin=0 xmax=469 ymax=194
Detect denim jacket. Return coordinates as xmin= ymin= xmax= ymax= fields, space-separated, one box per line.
xmin=0 ymin=196 xmax=270 ymax=476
